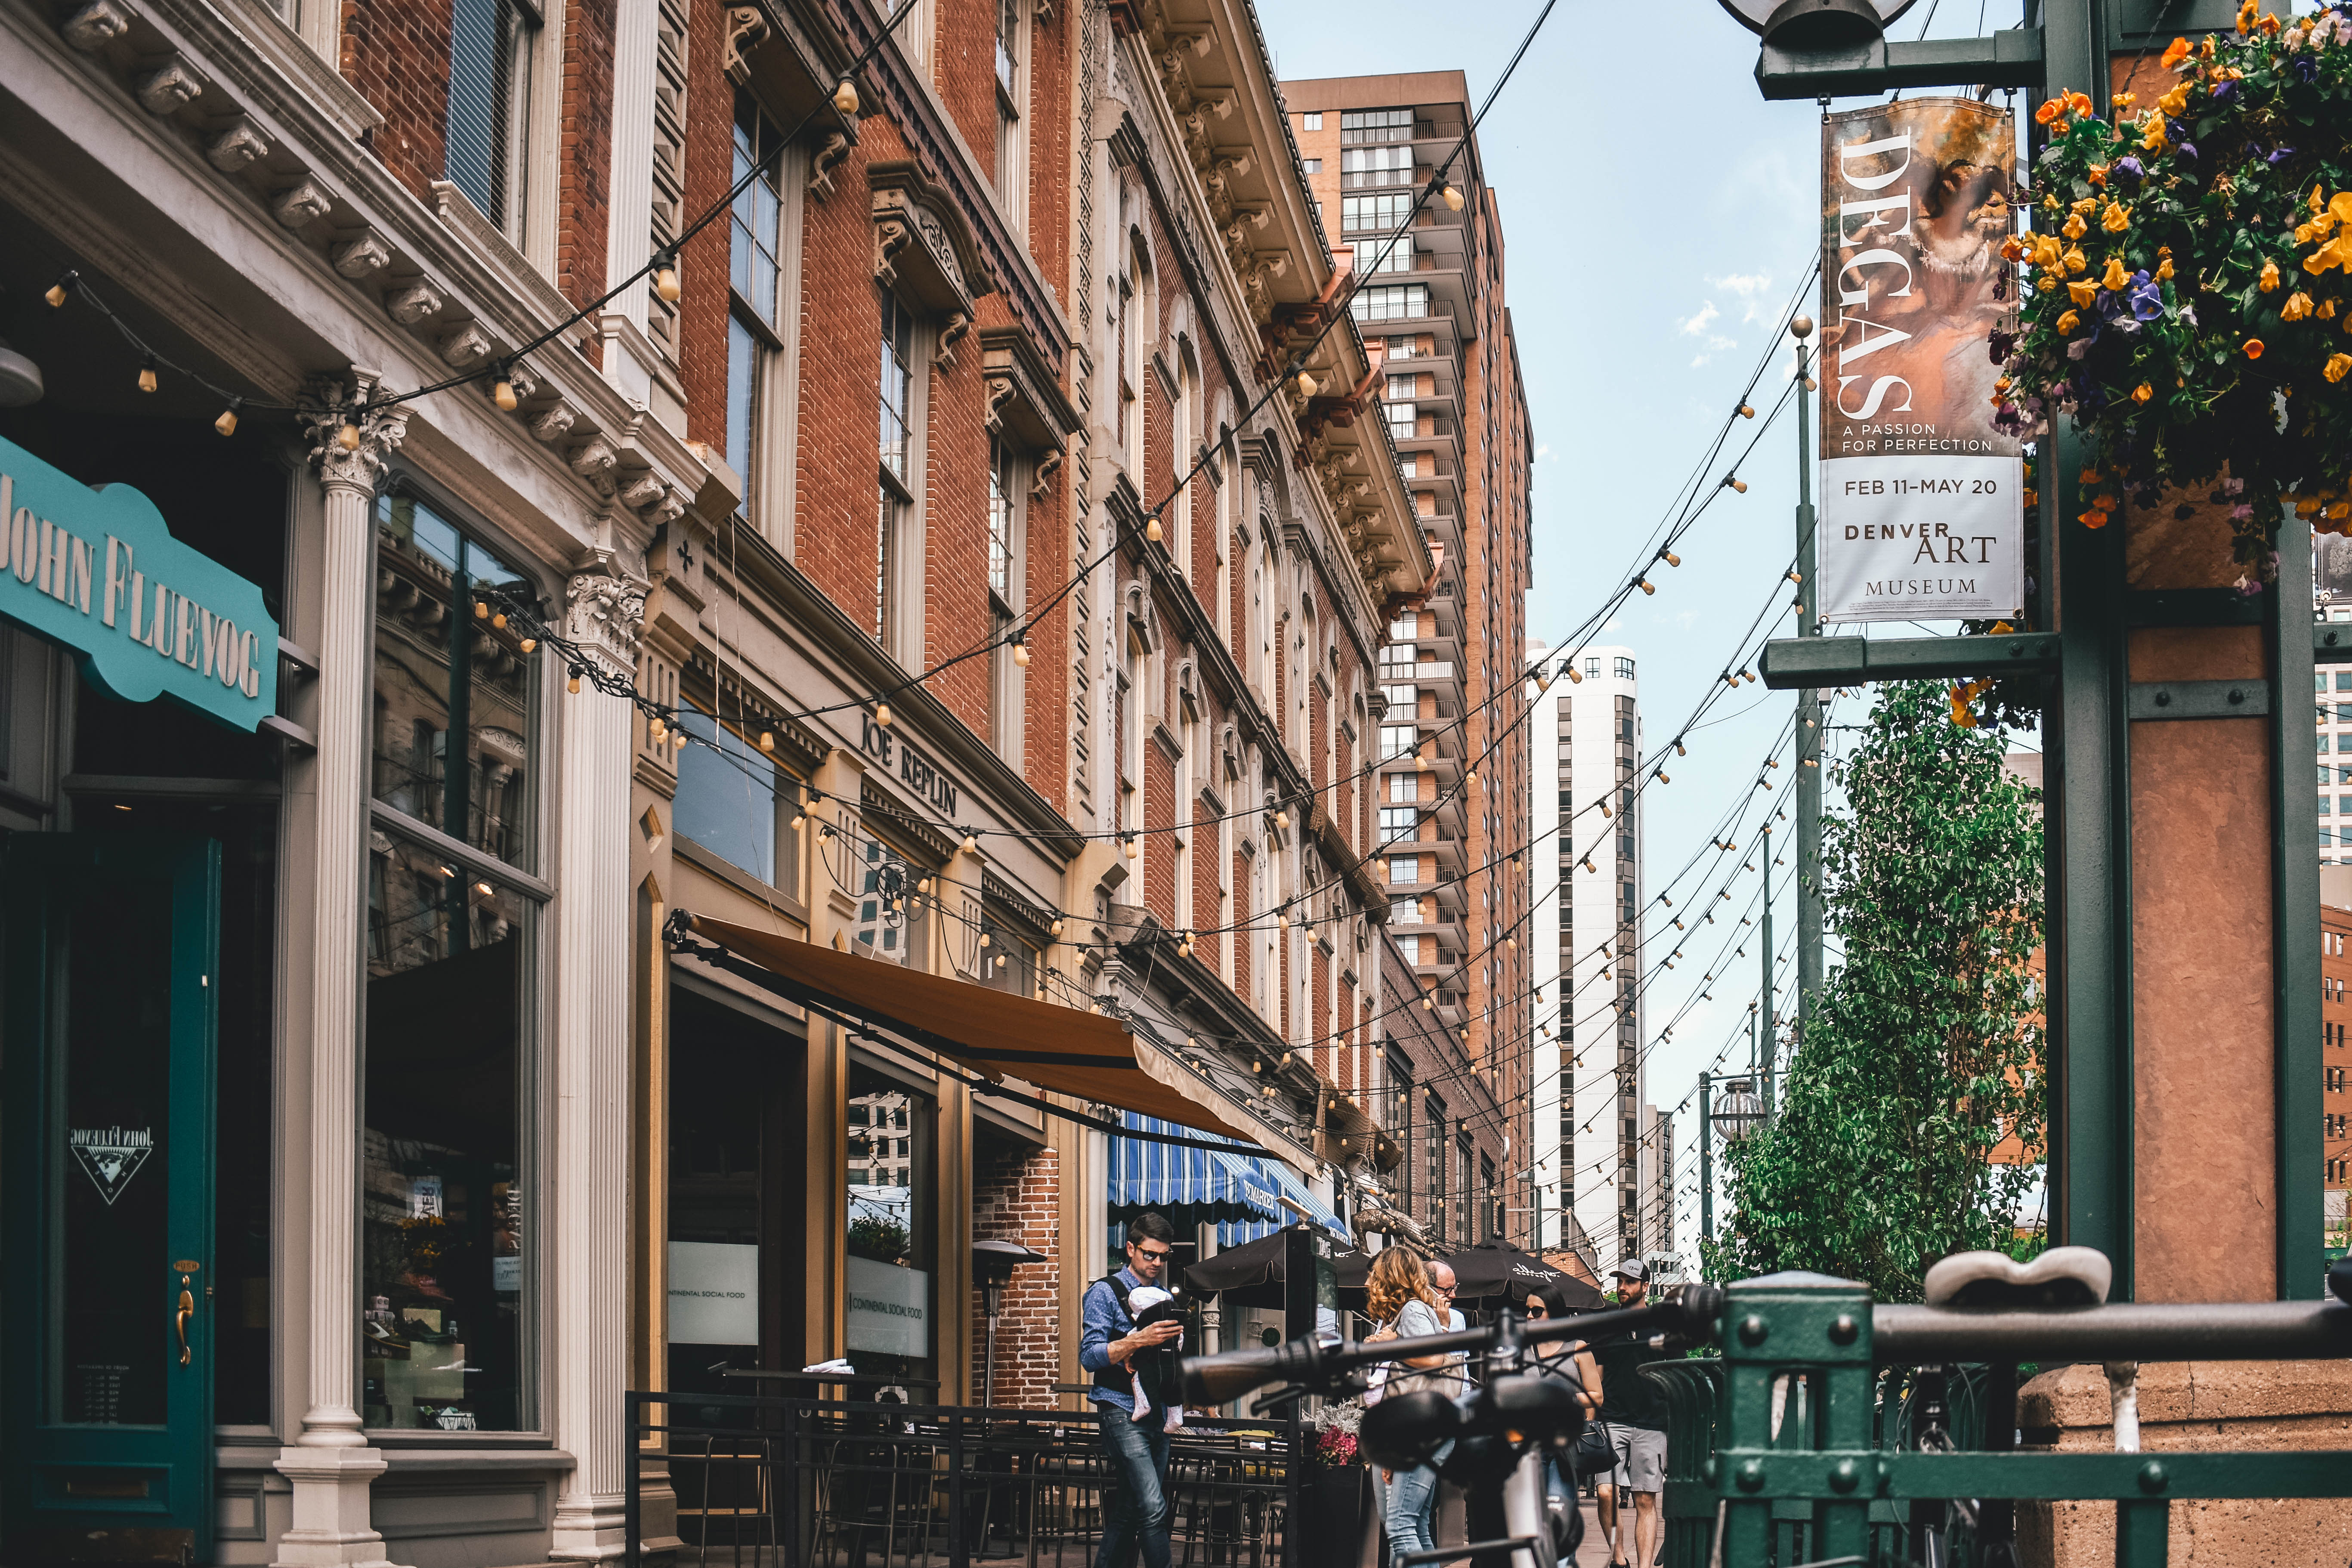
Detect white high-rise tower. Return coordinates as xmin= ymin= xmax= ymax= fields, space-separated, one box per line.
xmin=1528 ymin=643 xmax=1647 ymax=1271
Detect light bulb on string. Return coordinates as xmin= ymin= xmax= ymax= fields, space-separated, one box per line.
xmin=1738 ymin=402 xmax=1756 ymax=419
xmin=1012 ymin=636 xmax=1030 ymax=668
xmin=1051 ymin=918 xmax=1066 ymax=937
xmin=1292 ymin=367 xmax=1318 ymax=399
xmin=475 ymin=600 xmax=491 ymax=620
xmin=654 ymin=261 xmax=682 ymax=303
xmin=1440 ymin=182 xmax=1465 ymax=212
xmin=1122 ymin=833 xmax=1139 ymax=860
xmin=1637 ymin=578 xmax=1654 ymax=596
xmin=491 ymin=369 xmax=518 ymax=412
xmin=215 ymin=399 xmax=241 ymax=438
xmin=137 ymin=356 xmax=158 ymax=394
xmin=567 ymin=670 xmax=582 ymax=695
xmin=758 ymin=731 xmax=776 ymax=752
xmin=963 ymin=831 xmax=980 ymax=855
xmin=1726 ymin=475 xmax=1748 ymax=493
xmin=832 ymin=77 xmax=860 ymax=115
xmin=1660 ymin=550 xmax=1680 ymax=568
xmin=338 ymin=422 xmax=362 ymax=452
xmin=45 ymin=272 xmax=75 ymax=308
xmin=519 ymin=637 xmax=538 ymax=654
xmin=875 ymin=701 xmax=893 ymax=726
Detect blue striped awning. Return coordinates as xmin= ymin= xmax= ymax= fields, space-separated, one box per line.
xmin=1108 ymin=1116 xmax=1349 ymax=1243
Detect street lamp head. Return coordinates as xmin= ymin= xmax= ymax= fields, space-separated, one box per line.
xmin=1716 ymin=0 xmax=1916 ymax=49
xmin=1790 ymin=315 xmax=1814 ymax=340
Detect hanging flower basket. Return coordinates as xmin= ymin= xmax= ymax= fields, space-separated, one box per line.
xmin=1993 ymin=4 xmax=2352 ymax=579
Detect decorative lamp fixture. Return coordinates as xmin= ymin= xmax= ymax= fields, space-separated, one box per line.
xmin=1791 ymin=315 xmax=1814 ymax=340
xmin=0 ymin=338 xmax=46 ymax=408
xmin=1714 ymin=0 xmax=1916 ymax=50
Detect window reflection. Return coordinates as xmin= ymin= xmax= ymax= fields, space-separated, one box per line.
xmin=373 ymin=493 xmax=537 ymax=871
xmin=845 ymin=1066 xmax=933 ymax=1384
xmin=673 ymin=702 xmax=800 ymax=894
xmin=361 ymin=835 xmax=529 ymax=1432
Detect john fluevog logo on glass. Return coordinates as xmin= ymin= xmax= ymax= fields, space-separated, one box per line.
xmin=69 ymin=1124 xmax=155 ymax=1206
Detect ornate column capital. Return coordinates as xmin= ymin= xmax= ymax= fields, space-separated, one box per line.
xmin=302 ymin=371 xmax=410 ymax=494
xmin=564 ymin=569 xmax=647 ymax=676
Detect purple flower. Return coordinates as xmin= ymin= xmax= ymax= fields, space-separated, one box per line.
xmin=2114 ymin=155 xmax=2145 ymax=187
xmin=1989 ymin=328 xmax=2018 ymax=364
xmin=2067 ymin=335 xmax=2096 ymax=361
xmin=2094 ymin=288 xmax=2128 ymax=322
xmin=2269 ymin=145 xmax=2296 ymax=167
xmin=2127 ymin=270 xmax=2164 ymax=322
xmin=2174 ymin=140 xmax=2198 ymax=162
xmin=1993 ymin=403 xmax=2025 ymax=436
xmin=2295 ymin=53 xmax=2321 ymax=84
xmin=2210 ymin=78 xmax=2240 ymax=107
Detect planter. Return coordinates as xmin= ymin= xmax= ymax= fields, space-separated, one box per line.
xmin=1306 ymin=1464 xmax=1373 ymax=1568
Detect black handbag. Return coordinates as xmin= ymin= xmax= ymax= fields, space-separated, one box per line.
xmin=1572 ymin=1417 xmax=1613 ymax=1478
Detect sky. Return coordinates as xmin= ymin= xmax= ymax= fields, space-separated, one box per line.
xmin=1256 ymin=0 xmax=2055 ymax=1250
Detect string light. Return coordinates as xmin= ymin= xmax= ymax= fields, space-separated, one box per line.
xmin=1123 ymin=833 xmax=1138 ymax=860
xmin=1147 ymin=515 xmax=1164 ymax=543
xmin=1291 ymin=365 xmax=1319 ymax=399
xmin=214 ymin=400 xmax=240 ymax=437
xmin=1659 ymin=550 xmax=1680 ymax=568
xmin=1012 ymin=636 xmax=1030 ymax=668
xmin=1726 ymin=475 xmax=1749 ymax=494
xmin=136 ymin=355 xmax=157 ymax=394
xmin=654 ymin=259 xmax=682 ymax=303
xmin=875 ymin=701 xmax=893 ymax=726
xmin=337 ymin=422 xmax=362 ymax=452
xmin=1637 ymin=578 xmax=1654 ymax=596
xmin=45 ymin=272 xmax=75 ymax=308
xmin=1738 ymin=402 xmax=1756 ymax=419
xmin=963 ymin=831 xmax=981 ymax=855
xmin=567 ymin=671 xmax=582 ymax=694
xmin=491 ymin=365 xmax=519 ymax=411
xmin=758 ymin=731 xmax=776 ymax=752
xmin=833 ymin=78 xmax=860 ymax=115
xmin=519 ymin=637 xmax=538 ymax=654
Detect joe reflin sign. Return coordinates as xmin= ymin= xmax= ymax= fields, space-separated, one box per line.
xmin=0 ymin=433 xmax=278 ymax=731
xmin=1817 ymin=99 xmax=2023 ymax=624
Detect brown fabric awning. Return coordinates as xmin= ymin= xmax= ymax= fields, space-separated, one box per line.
xmin=684 ymin=914 xmax=1264 ymax=1146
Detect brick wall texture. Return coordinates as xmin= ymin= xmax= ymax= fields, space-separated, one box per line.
xmin=969 ymin=1142 xmax=1063 ymax=1410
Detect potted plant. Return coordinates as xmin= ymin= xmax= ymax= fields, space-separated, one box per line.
xmin=1993 ymin=3 xmax=2352 ymax=585
xmin=1306 ymin=1401 xmax=1372 ymax=1568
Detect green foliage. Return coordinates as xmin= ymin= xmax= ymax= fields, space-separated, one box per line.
xmin=1703 ymin=682 xmax=2045 ymax=1302
xmin=848 ymin=1215 xmax=910 ymax=1264
xmin=1998 ymin=12 xmax=2352 ymax=574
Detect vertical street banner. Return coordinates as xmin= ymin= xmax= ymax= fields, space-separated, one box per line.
xmin=1818 ymin=98 xmax=2023 ymax=623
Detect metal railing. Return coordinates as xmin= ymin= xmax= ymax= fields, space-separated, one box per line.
xmin=1648 ymin=1273 xmax=2352 ymax=1568
xmin=626 ymin=1391 xmax=1302 ymax=1568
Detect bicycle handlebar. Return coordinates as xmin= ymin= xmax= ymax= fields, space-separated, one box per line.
xmin=1178 ymin=1285 xmax=1726 ymax=1407
xmin=1873 ymin=1298 xmax=2352 ymax=1364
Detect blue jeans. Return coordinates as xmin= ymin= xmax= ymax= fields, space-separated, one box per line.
xmin=1381 ymin=1439 xmax=1453 ymax=1568
xmin=1094 ymin=1405 xmax=1171 ymax=1568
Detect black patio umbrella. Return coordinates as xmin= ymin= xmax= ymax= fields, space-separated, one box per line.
xmin=1179 ymin=1227 xmax=1373 ymax=1310
xmin=1434 ymin=1237 xmax=1605 ymax=1309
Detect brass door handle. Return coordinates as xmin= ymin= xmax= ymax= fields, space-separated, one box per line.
xmin=176 ymin=1276 xmax=195 ymax=1367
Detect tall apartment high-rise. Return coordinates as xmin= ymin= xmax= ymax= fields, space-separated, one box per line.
xmin=1527 ymin=643 xmax=1650 ymax=1269
xmin=1284 ymin=74 xmax=1537 ymax=1240
xmin=2315 ymin=535 xmax=2352 ymax=864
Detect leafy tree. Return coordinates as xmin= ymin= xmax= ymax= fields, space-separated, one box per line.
xmin=1704 ymin=680 xmax=2045 ymax=1301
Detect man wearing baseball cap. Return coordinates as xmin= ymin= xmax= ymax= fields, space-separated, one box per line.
xmin=1589 ymin=1259 xmax=1665 ymax=1568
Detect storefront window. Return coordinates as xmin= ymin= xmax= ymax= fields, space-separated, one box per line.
xmin=841 ymin=824 xmax=929 ymax=969
xmin=360 ymin=828 xmax=535 ymax=1432
xmin=844 ymin=1065 xmax=934 ymax=1386
xmin=372 ymin=492 xmax=538 ymax=872
xmin=674 ymin=701 xmax=801 ymax=895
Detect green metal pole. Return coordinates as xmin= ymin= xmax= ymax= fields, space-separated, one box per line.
xmin=1700 ymin=1071 xmax=1714 ymax=1256
xmin=1761 ymin=824 xmax=1775 ymax=1122
xmin=1795 ymin=331 xmax=1823 ymax=1059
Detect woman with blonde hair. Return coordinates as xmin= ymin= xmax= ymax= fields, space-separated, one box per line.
xmin=1365 ymin=1247 xmax=1456 ymax=1568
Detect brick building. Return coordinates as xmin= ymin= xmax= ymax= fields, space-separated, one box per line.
xmin=1282 ymin=71 xmax=1538 ymax=1244
xmin=0 ymin=0 xmax=1432 ymax=1563
xmin=2323 ymin=868 xmax=2352 ymax=1246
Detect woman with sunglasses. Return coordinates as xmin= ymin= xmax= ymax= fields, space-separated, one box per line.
xmin=1522 ymin=1280 xmax=1598 ymax=1567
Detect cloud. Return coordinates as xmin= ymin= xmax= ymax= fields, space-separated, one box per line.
xmin=1677 ymin=301 xmax=1721 ymax=337
xmin=1712 ymin=272 xmax=1777 ymax=324
xmin=1535 ymin=442 xmax=1554 ymax=462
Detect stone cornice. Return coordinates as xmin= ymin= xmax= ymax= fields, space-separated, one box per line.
xmin=22 ymin=0 xmax=714 ymax=551
xmin=822 ymin=0 xmax=1071 ymax=372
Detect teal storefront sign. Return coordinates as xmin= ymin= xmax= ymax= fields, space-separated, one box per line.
xmin=0 ymin=434 xmax=277 ymax=732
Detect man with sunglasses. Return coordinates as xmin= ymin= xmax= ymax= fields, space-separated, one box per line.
xmin=1081 ymin=1214 xmax=1187 ymax=1568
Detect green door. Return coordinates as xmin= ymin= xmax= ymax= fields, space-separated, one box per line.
xmin=4 ymin=834 xmax=220 ymax=1564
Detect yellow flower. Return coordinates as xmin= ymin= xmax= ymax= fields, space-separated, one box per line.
xmin=2102 ymin=202 xmax=2130 ymax=232
xmin=2033 ymin=234 xmax=2064 ymax=267
xmin=2332 ymin=193 xmax=2352 ymax=225
xmin=1991 ymin=621 xmax=2015 ymax=635
xmin=2132 ymin=383 xmax=2154 ymax=404
xmin=2284 ymin=292 xmax=2315 ymax=322
xmin=2062 ymin=212 xmax=2088 ymax=240
xmin=2089 ymin=164 xmax=2111 ymax=186
xmin=2101 ymin=256 xmax=2129 ymax=291
xmin=2323 ymin=300 xmax=2341 ymax=320
xmin=2328 ymin=353 xmax=2352 ymax=385
xmin=2068 ymin=279 xmax=2099 ymax=308
xmin=2299 ymin=223 xmax=2320 ymax=245
xmin=2157 ymin=83 xmax=2189 ymax=117
xmin=2063 ymin=244 xmax=2088 ymax=274
xmin=2309 ymin=237 xmax=2352 ymax=276
xmin=2037 ymin=274 xmax=2058 ymax=294
xmin=2260 ymin=258 xmax=2281 ymax=292
xmin=2237 ymin=0 xmax=2257 ymax=34
xmin=2140 ymin=113 xmax=2169 ymax=153
xmin=2318 ymin=186 xmax=2332 ymax=216
xmin=2056 ymin=309 xmax=2080 ymax=334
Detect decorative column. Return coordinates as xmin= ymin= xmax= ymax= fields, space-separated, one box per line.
xmin=548 ymin=567 xmax=646 ymax=1563
xmin=275 ymin=379 xmax=408 ymax=1568
xmin=600 ymin=0 xmax=658 ymax=407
